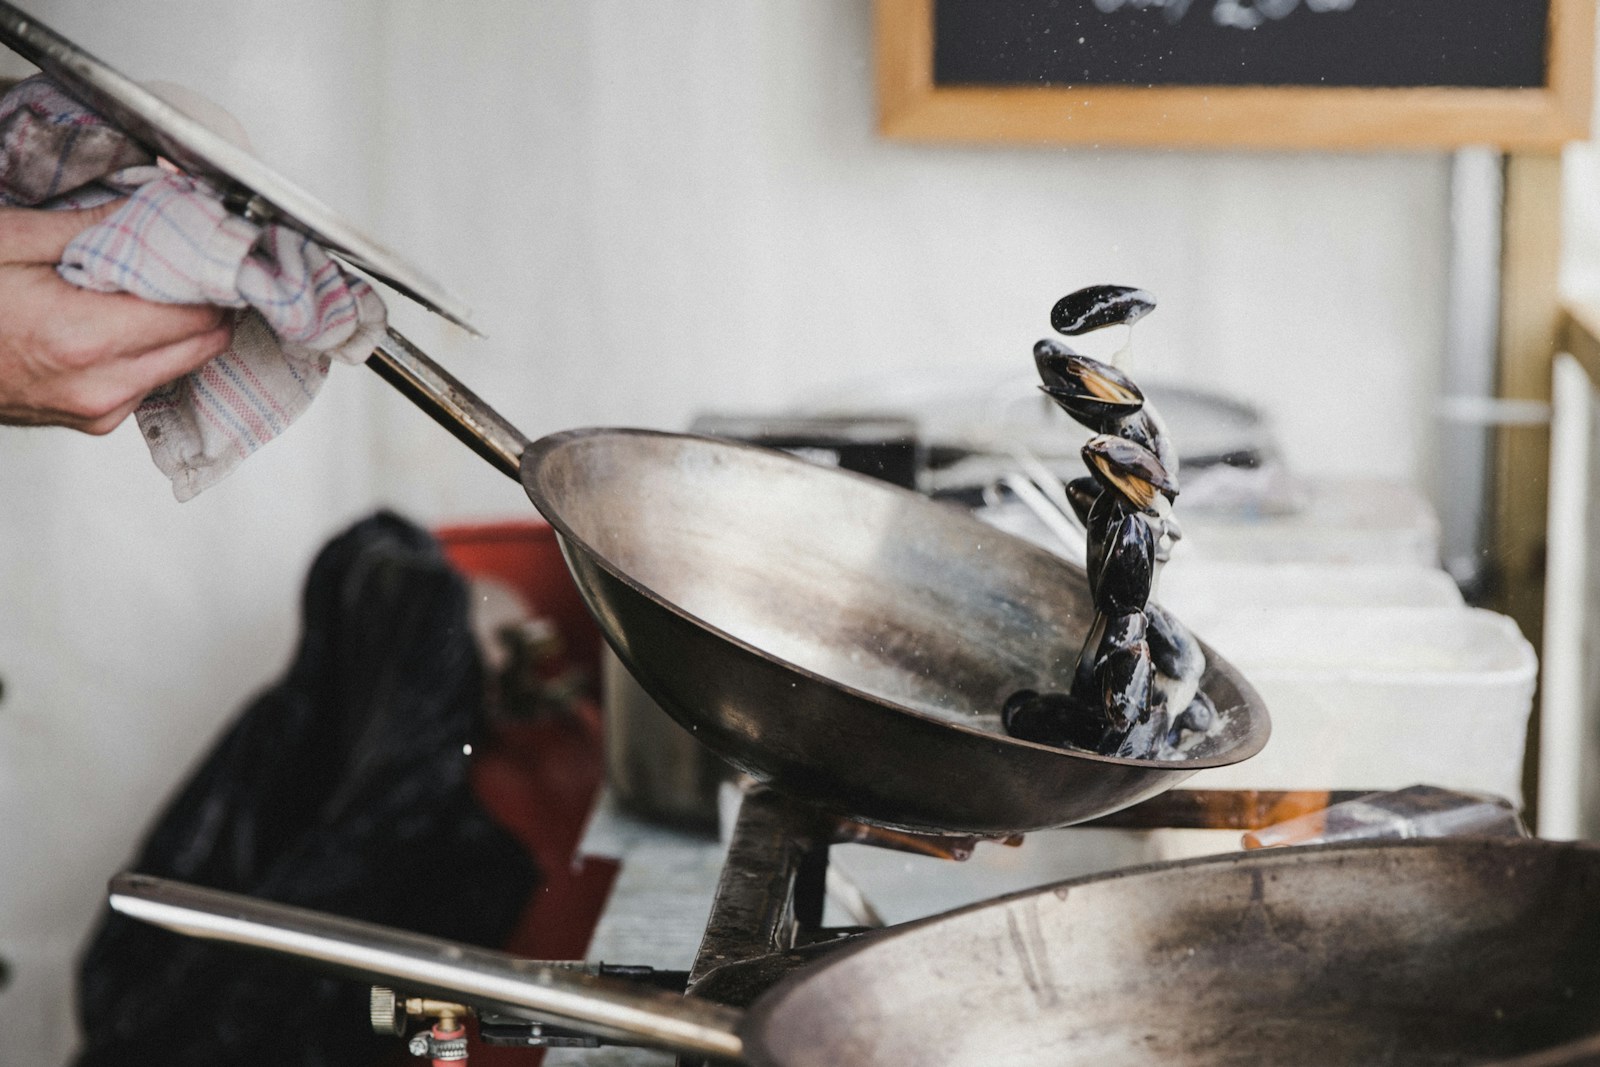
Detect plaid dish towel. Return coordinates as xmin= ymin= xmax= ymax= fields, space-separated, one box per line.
xmin=0 ymin=75 xmax=386 ymax=501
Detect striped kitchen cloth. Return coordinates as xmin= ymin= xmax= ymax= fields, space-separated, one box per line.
xmin=0 ymin=75 xmax=385 ymax=501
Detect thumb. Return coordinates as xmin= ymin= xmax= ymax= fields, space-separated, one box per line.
xmin=0 ymin=200 xmax=124 ymax=266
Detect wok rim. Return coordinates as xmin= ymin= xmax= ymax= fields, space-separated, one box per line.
xmin=521 ymin=426 xmax=1270 ymax=773
xmin=739 ymin=836 xmax=1600 ymax=1064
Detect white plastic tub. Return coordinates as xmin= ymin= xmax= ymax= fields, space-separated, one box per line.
xmin=1180 ymin=477 xmax=1441 ymax=566
xmin=1158 ymin=561 xmax=1463 ymax=616
xmin=1183 ymin=606 xmax=1537 ymax=802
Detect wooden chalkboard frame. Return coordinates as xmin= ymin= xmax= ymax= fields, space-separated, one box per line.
xmin=876 ymin=0 xmax=1597 ymax=149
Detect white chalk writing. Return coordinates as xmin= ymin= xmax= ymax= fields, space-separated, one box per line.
xmin=1092 ymin=0 xmax=1355 ymax=27
xmin=1093 ymin=0 xmax=1198 ymax=21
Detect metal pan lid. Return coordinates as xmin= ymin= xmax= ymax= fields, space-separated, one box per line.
xmin=0 ymin=0 xmax=479 ymax=335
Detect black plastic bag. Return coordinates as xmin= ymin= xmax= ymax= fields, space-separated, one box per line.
xmin=75 ymin=512 xmax=539 ymax=1067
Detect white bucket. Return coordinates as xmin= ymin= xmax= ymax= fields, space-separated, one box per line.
xmin=1183 ymin=606 xmax=1537 ymax=803
xmin=1158 ymin=561 xmax=1463 ymax=615
xmin=1180 ymin=477 xmax=1441 ymax=567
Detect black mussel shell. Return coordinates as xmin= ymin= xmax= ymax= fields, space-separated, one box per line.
xmin=1088 ymin=479 xmax=1126 ymax=534
xmin=1119 ymin=407 xmax=1179 ymax=480
xmin=1097 ymin=641 xmax=1152 ymax=732
xmin=1064 ymin=476 xmax=1101 ymax=527
xmin=1116 ymin=705 xmax=1171 ymax=759
xmin=1147 ymin=602 xmax=1204 ymax=683
xmin=1034 ymin=341 xmax=1142 ymax=403
xmin=1033 ymin=341 xmax=1144 ymax=431
xmin=1051 ymin=285 xmax=1156 ymax=336
xmin=1083 ymin=434 xmax=1178 ymax=515
xmin=1039 ymin=387 xmax=1136 ymax=434
xmin=1096 ymin=610 xmax=1148 ymax=660
xmin=1085 ymin=482 xmax=1125 ymax=530
xmin=1002 ymin=689 xmax=1110 ymax=751
xmin=1074 ymin=608 xmax=1146 ymax=696
xmin=1167 ymin=690 xmax=1217 ymax=747
xmin=1032 ymin=337 xmax=1084 ymax=388
xmin=1001 ymin=688 xmax=1042 ymax=734
xmin=1088 ymin=506 xmax=1155 ymax=616
xmin=1071 ymin=613 xmax=1107 ymax=700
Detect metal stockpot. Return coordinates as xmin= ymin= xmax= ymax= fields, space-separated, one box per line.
xmin=602 ymin=646 xmax=725 ymax=831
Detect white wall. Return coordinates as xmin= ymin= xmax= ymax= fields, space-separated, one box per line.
xmin=0 ymin=1 xmax=1460 ymax=1061
xmin=360 ymin=2 xmax=1450 ymax=518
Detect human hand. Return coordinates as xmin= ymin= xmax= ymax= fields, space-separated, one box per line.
xmin=0 ymin=203 xmax=233 ymax=434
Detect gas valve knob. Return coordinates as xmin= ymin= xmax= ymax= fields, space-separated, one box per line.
xmin=370 ymin=986 xmax=406 ymax=1036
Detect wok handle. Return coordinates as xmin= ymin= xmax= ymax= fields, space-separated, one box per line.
xmin=368 ymin=328 xmax=530 ymax=481
xmin=108 ymin=873 xmax=747 ymax=1062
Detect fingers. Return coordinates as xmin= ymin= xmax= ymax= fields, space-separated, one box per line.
xmin=44 ymin=279 xmax=227 ymax=360
xmin=0 ymin=207 xmax=228 ymax=358
xmin=0 ymin=205 xmax=238 ymax=436
xmin=73 ymin=321 xmax=234 ymax=434
xmin=116 ymin=321 xmax=235 ymax=400
xmin=0 ymin=202 xmax=124 ymax=265
xmin=76 ymin=397 xmax=145 ymax=437
xmin=3 ymin=316 xmax=233 ymax=436
xmin=51 ymin=324 xmax=233 ymax=434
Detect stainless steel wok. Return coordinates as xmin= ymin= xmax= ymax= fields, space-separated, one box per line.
xmin=371 ymin=331 xmax=1268 ymax=835
xmin=519 ymin=424 xmax=1266 ymax=833
xmin=111 ymin=837 xmax=1600 ymax=1065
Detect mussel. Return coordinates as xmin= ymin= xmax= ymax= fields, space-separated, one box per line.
xmin=1076 ymin=609 xmax=1148 ymax=692
xmin=1166 ymin=690 xmax=1217 ymax=749
xmin=1147 ymin=601 xmax=1205 ymax=723
xmin=1002 ymin=284 xmax=1217 ymax=761
xmin=1050 ymin=284 xmax=1156 ymax=336
xmin=1114 ymin=704 xmax=1171 ymax=759
xmin=1082 ymin=434 xmax=1178 ymax=516
xmin=1147 ymin=602 xmax=1203 ymax=683
xmin=1064 ymin=475 xmax=1102 ymax=528
xmin=1001 ymin=689 xmax=1112 ymax=752
xmin=1036 ymin=345 xmax=1180 ymax=480
xmin=1097 ymin=635 xmax=1153 ymax=733
xmin=1034 ymin=339 xmax=1145 ymax=427
xmin=1086 ymin=495 xmax=1154 ymax=616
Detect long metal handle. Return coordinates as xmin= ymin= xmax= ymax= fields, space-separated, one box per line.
xmin=368 ymin=328 xmax=530 ymax=480
xmin=108 ymin=873 xmax=746 ymax=1062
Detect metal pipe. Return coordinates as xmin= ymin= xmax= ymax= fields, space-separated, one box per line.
xmin=1435 ymin=147 xmax=1505 ymax=598
xmin=1536 ymin=355 xmax=1593 ymax=840
xmin=108 ymin=874 xmax=746 ymax=1061
xmin=367 ymin=329 xmax=529 ymax=480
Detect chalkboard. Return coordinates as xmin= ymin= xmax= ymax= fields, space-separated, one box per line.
xmin=936 ymin=0 xmax=1548 ymax=89
xmin=876 ymin=0 xmax=1595 ymax=148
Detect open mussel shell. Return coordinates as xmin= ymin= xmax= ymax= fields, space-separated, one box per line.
xmin=1033 ymin=340 xmax=1145 ymax=430
xmin=1050 ymin=284 xmax=1156 ymax=335
xmin=1032 ymin=337 xmax=1084 ymax=385
xmin=1083 ymin=434 xmax=1178 ymax=515
xmin=1041 ymin=386 xmax=1144 ymax=432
